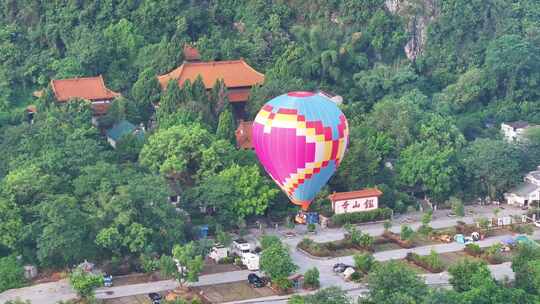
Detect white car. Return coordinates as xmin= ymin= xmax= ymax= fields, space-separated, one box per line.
xmin=534 ymin=221 xmax=540 ymax=228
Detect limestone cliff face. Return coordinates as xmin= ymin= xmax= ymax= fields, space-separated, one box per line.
xmin=386 ymin=0 xmax=439 ymax=61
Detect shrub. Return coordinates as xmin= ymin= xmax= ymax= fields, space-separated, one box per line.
xmin=307 ymin=223 xmax=316 ymax=232
xmin=69 ymin=267 xmax=104 ymax=299
xmin=0 ymin=256 xmax=26 ymax=293
xmin=159 ymin=255 xmax=177 ymax=279
xmin=358 ymin=233 xmax=374 ymax=249
xmin=406 ymin=250 xmax=444 ymax=273
xmin=354 ymin=253 xmax=375 ymax=274
xmin=140 ymin=254 xmax=159 ymax=273
xmin=331 ymin=208 xmax=392 ymax=226
xmin=218 ymin=256 xmax=235 ymax=264
xmin=450 ymin=197 xmax=465 ymax=217
xmin=484 ymin=243 xmax=504 ymax=264
xmin=304 ymin=267 xmax=320 ymax=288
xmin=464 ymin=243 xmax=482 ymax=256
xmin=510 ymin=224 xmax=533 ymax=235
xmin=400 ymin=225 xmax=414 ymax=241
xmin=383 ymin=220 xmax=392 ymax=231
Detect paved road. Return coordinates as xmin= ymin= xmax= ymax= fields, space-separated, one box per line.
xmin=0 ymin=205 xmax=527 ymax=304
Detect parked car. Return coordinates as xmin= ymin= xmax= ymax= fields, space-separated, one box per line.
xmin=333 ymin=263 xmax=353 ymax=273
xmin=534 ymin=221 xmax=540 ymax=228
xmin=148 ymin=293 xmax=162 ymax=304
xmin=248 ymin=273 xmax=265 ymax=288
xmin=103 ymin=274 xmax=113 ymax=287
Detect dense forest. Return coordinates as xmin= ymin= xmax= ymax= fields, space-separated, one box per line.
xmin=1 ymin=0 xmax=540 ymax=273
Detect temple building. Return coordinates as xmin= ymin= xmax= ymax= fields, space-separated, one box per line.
xmin=157 ymin=58 xmax=264 ymax=120
xmin=50 ymin=75 xmax=121 ymax=122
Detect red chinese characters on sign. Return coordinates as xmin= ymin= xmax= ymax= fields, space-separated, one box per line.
xmin=336 ymin=198 xmax=377 ymax=213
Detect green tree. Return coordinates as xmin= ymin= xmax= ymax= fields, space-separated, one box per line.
xmin=0 ymin=198 xmax=23 ymax=250
xmin=172 ymin=242 xmax=204 ymax=286
xmin=216 ymin=107 xmax=236 ymax=143
xmin=260 ymin=235 xmax=281 ymax=250
xmin=512 ymin=243 xmax=540 ymax=292
xmin=69 ymin=267 xmax=104 ymax=299
xmin=303 ymin=267 xmax=320 ymax=289
xmin=131 ymin=68 xmax=161 ymax=124
xmin=365 ymin=261 xmax=428 ymax=304
xmin=460 ymin=139 xmax=523 ymax=200
xmin=192 ymin=165 xmax=278 ymax=223
xmin=260 ymin=242 xmax=298 ymax=286
xmin=354 ymin=253 xmax=376 ymax=274
xmin=0 ymin=256 xmax=25 ymax=293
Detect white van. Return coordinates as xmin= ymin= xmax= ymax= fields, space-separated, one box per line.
xmin=241 ymin=253 xmax=260 ymax=271
xmin=209 ymin=245 xmax=229 ymax=262
xmin=232 ymin=239 xmax=251 ymax=257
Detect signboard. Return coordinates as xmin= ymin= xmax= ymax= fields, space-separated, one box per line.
xmin=334 ymin=197 xmax=378 ymax=214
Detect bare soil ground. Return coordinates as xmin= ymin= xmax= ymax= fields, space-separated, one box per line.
xmin=192 ymin=281 xmax=276 ymax=303
xmin=113 ymin=273 xmax=163 ymax=287
xmin=438 ymin=251 xmax=483 ymax=269
xmin=103 ymin=292 xmax=165 ymax=304
xmin=200 ymin=260 xmax=240 ymax=275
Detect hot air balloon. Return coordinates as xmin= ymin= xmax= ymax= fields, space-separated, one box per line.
xmin=252 ymin=91 xmax=349 ymax=210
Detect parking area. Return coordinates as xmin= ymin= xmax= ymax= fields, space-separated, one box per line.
xmin=192 ymin=281 xmax=276 ymax=303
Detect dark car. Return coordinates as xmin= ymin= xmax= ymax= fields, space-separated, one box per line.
xmin=248 ymin=273 xmax=265 ymax=288
xmin=333 ymin=263 xmax=353 ymax=273
xmin=148 ymin=292 xmax=162 ymax=304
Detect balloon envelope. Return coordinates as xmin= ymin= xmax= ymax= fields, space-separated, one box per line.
xmin=252 ymin=91 xmax=349 ymax=210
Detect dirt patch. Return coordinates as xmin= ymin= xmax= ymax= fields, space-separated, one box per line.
xmin=104 ymin=293 xmax=163 ymax=304
xmin=201 ymin=260 xmax=240 ymax=276
xmin=372 ymin=241 xmax=401 ymax=252
xmin=192 ymin=281 xmax=277 ymax=303
xmin=113 ymin=272 xmax=164 ymax=286
xmin=439 ymin=251 xmax=483 ymax=268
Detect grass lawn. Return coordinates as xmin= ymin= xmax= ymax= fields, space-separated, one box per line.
xmin=379 ymin=260 xmax=427 ymax=274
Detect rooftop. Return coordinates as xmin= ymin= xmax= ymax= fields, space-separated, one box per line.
xmin=508 ymin=182 xmax=539 ymax=196
xmin=51 ymin=75 xmax=120 ymax=102
xmin=183 ymin=44 xmax=201 ymax=62
xmin=106 ymin=120 xmax=143 ymax=142
xmin=157 ymin=59 xmax=265 ymax=90
xmin=328 ymin=188 xmax=383 ymax=202
xmin=503 ymin=121 xmax=529 ymax=129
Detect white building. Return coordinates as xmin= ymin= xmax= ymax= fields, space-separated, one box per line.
xmin=505 ymin=166 xmax=540 ymax=207
xmin=328 ymin=188 xmax=382 ymax=214
xmin=501 ymin=121 xmax=532 ymax=142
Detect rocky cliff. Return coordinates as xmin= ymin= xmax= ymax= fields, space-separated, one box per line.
xmin=386 ymin=0 xmax=439 ymax=61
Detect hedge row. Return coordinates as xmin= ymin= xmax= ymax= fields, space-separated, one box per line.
xmin=331 ymin=208 xmax=392 ymax=226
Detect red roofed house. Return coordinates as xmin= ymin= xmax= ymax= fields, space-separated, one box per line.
xmin=328 ymin=188 xmax=383 ymax=214
xmin=235 ymin=120 xmax=253 ymax=149
xmin=50 ymin=75 xmax=121 ymax=120
xmin=157 ymin=59 xmax=264 ymax=119
xmin=183 ymin=44 xmax=201 ymax=62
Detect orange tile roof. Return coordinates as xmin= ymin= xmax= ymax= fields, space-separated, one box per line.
xmin=228 ymin=90 xmax=251 ymax=103
xmin=235 ymin=121 xmax=253 ymax=149
xmin=50 ymin=75 xmax=120 ymax=102
xmin=328 ymin=188 xmax=383 ymax=202
xmin=157 ymin=59 xmax=265 ymax=90
xmin=183 ymin=44 xmax=201 ymax=61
